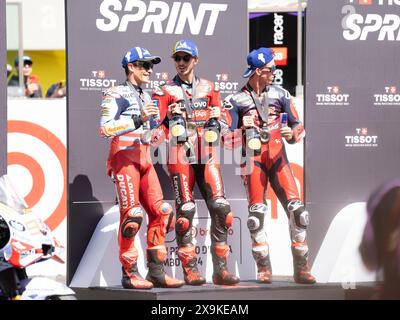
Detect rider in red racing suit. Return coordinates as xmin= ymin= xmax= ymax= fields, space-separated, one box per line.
xmin=225 ymin=47 xmax=316 ymax=284
xmin=100 ymin=47 xmax=184 ymax=289
xmin=152 ymin=39 xmax=239 ymax=286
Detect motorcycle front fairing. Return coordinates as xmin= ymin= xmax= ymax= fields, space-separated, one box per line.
xmin=0 ymin=174 xmax=65 ymax=271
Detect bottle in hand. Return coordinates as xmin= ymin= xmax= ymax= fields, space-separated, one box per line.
xmin=203 ymin=106 xmax=221 ymax=146
xmin=170 ymin=101 xmax=187 ymax=144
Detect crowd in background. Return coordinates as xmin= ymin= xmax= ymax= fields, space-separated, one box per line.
xmin=7 ymin=55 xmax=66 ymax=99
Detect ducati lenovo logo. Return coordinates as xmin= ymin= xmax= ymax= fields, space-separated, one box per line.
xmin=342 ymin=0 xmax=400 ymax=41
xmin=345 ymin=128 xmax=378 ymax=147
xmin=374 ymin=86 xmax=400 ymax=106
xmin=96 ymin=0 xmax=228 ymax=35
xmin=315 ymin=86 xmax=350 ymax=106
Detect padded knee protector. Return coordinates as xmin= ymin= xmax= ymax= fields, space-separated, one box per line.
xmin=176 ymin=202 xmax=196 ymax=245
xmin=248 ymin=203 xmax=269 ymax=261
xmin=208 ymin=198 xmax=233 ymax=243
xmin=121 ymin=207 xmax=143 ymax=239
xmin=287 ymin=199 xmax=309 ymax=255
xmin=159 ymin=202 xmax=175 ymax=234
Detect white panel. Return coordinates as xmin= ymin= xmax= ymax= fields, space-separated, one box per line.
xmin=7 ymin=0 xmax=66 ymax=50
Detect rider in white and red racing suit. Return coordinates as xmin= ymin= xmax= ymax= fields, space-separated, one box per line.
xmin=100 ymin=47 xmax=184 ymax=289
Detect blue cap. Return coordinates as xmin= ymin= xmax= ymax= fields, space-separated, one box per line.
xmin=121 ymin=47 xmax=161 ymax=68
xmin=172 ymin=39 xmax=199 ymax=57
xmin=242 ymin=48 xmax=275 ymax=78
xmin=14 ymin=55 xmax=33 ymax=66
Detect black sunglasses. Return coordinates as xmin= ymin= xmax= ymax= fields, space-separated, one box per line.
xmin=173 ymin=55 xmax=192 ymax=63
xmin=133 ymin=61 xmax=154 ymax=70
xmin=265 ymin=65 xmax=277 ymax=73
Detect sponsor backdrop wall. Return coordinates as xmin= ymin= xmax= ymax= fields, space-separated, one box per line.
xmin=1 ymin=0 xmax=6 ymax=175
xmin=66 ymin=0 xmax=252 ymax=283
xmin=306 ymin=0 xmax=400 ymax=281
xmin=249 ymin=12 xmax=303 ymax=96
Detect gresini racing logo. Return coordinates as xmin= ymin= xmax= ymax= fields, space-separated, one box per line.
xmin=315 ymin=86 xmax=350 ymax=106
xmin=345 ymin=128 xmax=378 ymax=147
xmin=342 ymin=0 xmax=400 ymax=41
xmin=374 ymin=86 xmax=400 ymax=106
xmin=96 ymin=0 xmax=228 ymax=35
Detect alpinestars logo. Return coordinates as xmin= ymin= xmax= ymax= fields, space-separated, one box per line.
xmin=342 ymin=0 xmax=400 ymax=41
xmin=315 ymin=86 xmax=350 ymax=106
xmin=215 ymin=73 xmax=239 ymax=94
xmin=345 ymin=128 xmax=378 ymax=147
xmin=374 ymin=86 xmax=400 ymax=106
xmin=80 ymin=70 xmax=117 ymax=91
xmin=96 ymin=0 xmax=228 ymax=35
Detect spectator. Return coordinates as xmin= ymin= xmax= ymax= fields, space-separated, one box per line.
xmin=8 ymin=55 xmax=43 ymax=98
xmin=46 ymin=81 xmax=66 ymax=98
xmin=6 ymin=64 xmax=12 ymax=78
xmin=360 ymin=179 xmax=400 ymax=299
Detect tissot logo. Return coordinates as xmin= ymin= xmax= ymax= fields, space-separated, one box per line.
xmin=349 ymin=0 xmax=400 ymax=5
xmin=96 ymin=0 xmax=228 ymax=35
xmin=215 ymin=73 xmax=239 ymax=95
xmin=374 ymin=86 xmax=400 ymax=106
xmin=80 ymin=70 xmax=117 ymax=91
xmin=342 ymin=1 xmax=400 ymax=41
xmin=345 ymin=128 xmax=378 ymax=147
xmin=145 ymin=71 xmax=169 ymax=90
xmin=315 ymin=86 xmax=350 ymax=106
xmin=358 ymin=0 xmax=373 ymax=5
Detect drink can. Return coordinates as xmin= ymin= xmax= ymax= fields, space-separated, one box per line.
xmin=280 ymin=112 xmax=288 ymax=127
xmin=152 ymin=99 xmax=160 ymax=121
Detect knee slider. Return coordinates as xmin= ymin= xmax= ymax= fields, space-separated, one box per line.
xmin=247 ymin=203 xmax=267 ymax=232
xmin=159 ymin=202 xmax=175 ymax=233
xmin=176 ymin=202 xmax=196 ymax=235
xmin=287 ymin=200 xmax=309 ymax=229
xmin=209 ymin=198 xmax=233 ymax=228
xmin=121 ymin=207 xmax=143 ymax=239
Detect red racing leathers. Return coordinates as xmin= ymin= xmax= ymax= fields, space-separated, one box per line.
xmin=100 ymin=82 xmax=183 ymax=289
xmin=152 ymin=75 xmax=239 ymax=285
xmin=226 ymin=84 xmax=315 ymax=284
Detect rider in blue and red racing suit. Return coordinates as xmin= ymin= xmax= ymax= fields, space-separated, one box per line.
xmin=152 ymin=39 xmax=239 ymax=286
xmin=225 ymin=47 xmax=316 ymax=284
xmin=99 ymin=47 xmax=184 ymax=289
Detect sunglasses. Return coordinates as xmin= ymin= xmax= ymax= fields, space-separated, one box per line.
xmin=173 ymin=55 xmax=192 ymax=63
xmin=133 ymin=61 xmax=154 ymax=70
xmin=263 ymin=65 xmax=277 ymax=73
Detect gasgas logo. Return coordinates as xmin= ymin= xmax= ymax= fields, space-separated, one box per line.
xmin=373 ymin=86 xmax=400 ymax=106
xmin=96 ymin=0 xmax=228 ymax=35
xmin=315 ymin=86 xmax=350 ymax=106
xmin=342 ymin=0 xmax=400 ymax=41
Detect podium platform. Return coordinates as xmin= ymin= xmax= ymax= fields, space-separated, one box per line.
xmin=72 ymin=278 xmax=374 ymax=300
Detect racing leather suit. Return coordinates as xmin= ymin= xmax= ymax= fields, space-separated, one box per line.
xmin=227 ymin=84 xmax=315 ymax=284
xmin=100 ymin=81 xmax=184 ymax=289
xmin=152 ymin=75 xmax=239 ymax=285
